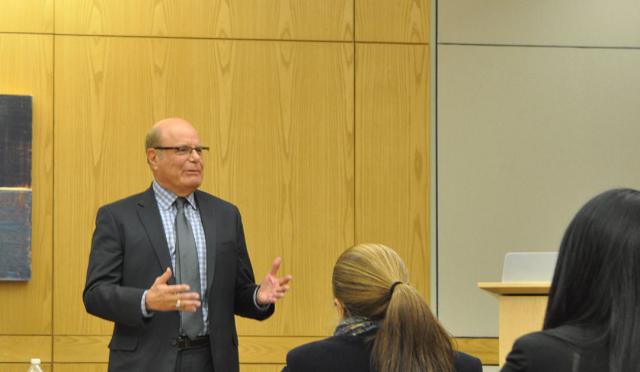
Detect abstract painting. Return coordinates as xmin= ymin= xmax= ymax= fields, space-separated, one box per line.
xmin=0 ymin=95 xmax=32 ymax=281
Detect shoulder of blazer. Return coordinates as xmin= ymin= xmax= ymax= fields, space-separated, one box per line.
xmin=543 ymin=325 xmax=606 ymax=349
xmin=287 ymin=333 xmax=373 ymax=366
xmin=99 ymin=187 xmax=152 ymax=211
xmin=194 ymin=189 xmax=239 ymax=214
xmin=505 ymin=330 xmax=580 ymax=372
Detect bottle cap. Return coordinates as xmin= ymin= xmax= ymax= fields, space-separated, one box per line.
xmin=30 ymin=358 xmax=41 ymax=364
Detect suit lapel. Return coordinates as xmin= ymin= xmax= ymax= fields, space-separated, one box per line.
xmin=137 ymin=186 xmax=175 ymax=284
xmin=195 ymin=190 xmax=217 ymax=298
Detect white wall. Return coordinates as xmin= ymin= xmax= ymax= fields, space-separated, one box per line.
xmin=436 ymin=0 xmax=640 ymax=337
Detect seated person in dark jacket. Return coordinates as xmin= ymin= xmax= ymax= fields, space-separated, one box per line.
xmin=502 ymin=188 xmax=640 ymax=372
xmin=282 ymin=243 xmax=482 ymax=372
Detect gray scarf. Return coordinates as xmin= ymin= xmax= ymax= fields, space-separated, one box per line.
xmin=334 ymin=316 xmax=379 ymax=337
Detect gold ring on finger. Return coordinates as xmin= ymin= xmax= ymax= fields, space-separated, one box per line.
xmin=176 ymin=299 xmax=181 ymax=309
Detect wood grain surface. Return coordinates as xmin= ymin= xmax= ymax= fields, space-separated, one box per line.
xmin=52 ymin=335 xmax=494 ymax=365
xmin=55 ymin=0 xmax=352 ymax=41
xmin=356 ymin=43 xmax=430 ymax=298
xmin=0 ymin=335 xmax=51 ymax=362
xmin=0 ymin=0 xmax=53 ymax=33
xmin=356 ymin=0 xmax=429 ymax=43
xmin=1 ymin=1 xmax=432 ymax=370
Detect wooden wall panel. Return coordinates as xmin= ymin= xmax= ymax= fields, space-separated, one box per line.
xmin=54 ymin=365 xmax=106 ymax=372
xmin=55 ymin=0 xmax=352 ymax=41
xmin=53 ymin=335 xmax=320 ymax=363
xmin=54 ymin=336 xmax=108 ymax=363
xmin=0 ymin=336 xmax=51 ymax=362
xmin=355 ymin=44 xmax=430 ymax=298
xmin=54 ymin=36 xmax=354 ymax=337
xmin=52 ymin=335 xmax=492 ymax=367
xmin=0 ymin=364 xmax=52 ymax=372
xmin=53 ymin=35 xmax=156 ymax=335
xmin=0 ymin=34 xmax=54 ymax=334
xmin=219 ymin=41 xmax=354 ymax=336
xmin=0 ymin=0 xmax=53 ymax=33
xmin=241 ymin=365 xmax=284 ymax=372
xmin=356 ymin=0 xmax=429 ymax=43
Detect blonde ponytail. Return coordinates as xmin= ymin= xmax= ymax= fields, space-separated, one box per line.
xmin=332 ymin=244 xmax=454 ymax=372
xmin=373 ymin=283 xmax=453 ymax=372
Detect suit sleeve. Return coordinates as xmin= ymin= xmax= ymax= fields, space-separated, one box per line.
xmin=453 ymin=351 xmax=482 ymax=372
xmin=83 ymin=206 xmax=147 ymax=326
xmin=232 ymin=208 xmax=274 ymax=319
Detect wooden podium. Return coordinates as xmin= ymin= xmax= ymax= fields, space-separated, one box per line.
xmin=478 ymin=282 xmax=550 ymax=365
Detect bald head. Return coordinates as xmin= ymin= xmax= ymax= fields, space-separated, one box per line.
xmin=145 ymin=118 xmax=196 ymax=150
xmin=145 ymin=118 xmax=204 ymax=196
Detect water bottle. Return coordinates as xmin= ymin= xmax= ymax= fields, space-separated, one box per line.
xmin=28 ymin=358 xmax=43 ymax=372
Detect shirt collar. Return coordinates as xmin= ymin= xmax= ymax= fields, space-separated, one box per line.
xmin=152 ymin=180 xmax=197 ymax=211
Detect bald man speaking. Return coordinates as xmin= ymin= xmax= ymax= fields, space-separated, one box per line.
xmin=84 ymin=118 xmax=292 ymax=372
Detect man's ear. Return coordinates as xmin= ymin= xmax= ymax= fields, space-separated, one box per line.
xmin=147 ymin=148 xmax=159 ymax=169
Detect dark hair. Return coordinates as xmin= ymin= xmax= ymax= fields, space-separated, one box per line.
xmin=544 ymin=188 xmax=640 ymax=371
xmin=332 ymin=244 xmax=454 ymax=372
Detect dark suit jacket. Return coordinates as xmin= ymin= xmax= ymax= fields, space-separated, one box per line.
xmin=501 ymin=325 xmax=609 ymax=372
xmin=282 ymin=330 xmax=483 ymax=372
xmin=83 ymin=186 xmax=274 ymax=372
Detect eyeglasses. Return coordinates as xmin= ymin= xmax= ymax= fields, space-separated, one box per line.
xmin=154 ymin=146 xmax=210 ymax=156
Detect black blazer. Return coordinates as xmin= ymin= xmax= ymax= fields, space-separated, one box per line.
xmin=83 ymin=187 xmax=273 ymax=372
xmin=282 ymin=330 xmax=483 ymax=372
xmin=501 ymin=325 xmax=609 ymax=372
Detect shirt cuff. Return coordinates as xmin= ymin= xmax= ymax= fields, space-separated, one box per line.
xmin=253 ymin=286 xmax=271 ymax=311
xmin=141 ymin=290 xmax=154 ymax=317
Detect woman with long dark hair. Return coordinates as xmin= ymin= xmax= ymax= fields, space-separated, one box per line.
xmin=502 ymin=188 xmax=640 ymax=372
xmin=282 ymin=243 xmax=482 ymax=372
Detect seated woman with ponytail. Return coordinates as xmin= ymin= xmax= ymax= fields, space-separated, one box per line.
xmin=282 ymin=243 xmax=482 ymax=372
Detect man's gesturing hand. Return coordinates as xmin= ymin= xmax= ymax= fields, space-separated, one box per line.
xmin=257 ymin=257 xmax=293 ymax=306
xmin=145 ymin=268 xmax=201 ymax=312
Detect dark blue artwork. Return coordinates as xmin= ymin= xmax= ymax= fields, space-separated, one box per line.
xmin=0 ymin=95 xmax=32 ymax=281
xmin=0 ymin=190 xmax=32 ymax=280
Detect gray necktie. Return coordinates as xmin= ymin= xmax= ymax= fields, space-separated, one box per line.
xmin=175 ymin=197 xmax=204 ymax=339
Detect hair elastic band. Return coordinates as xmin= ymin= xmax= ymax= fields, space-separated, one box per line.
xmin=389 ymin=281 xmax=403 ymax=296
